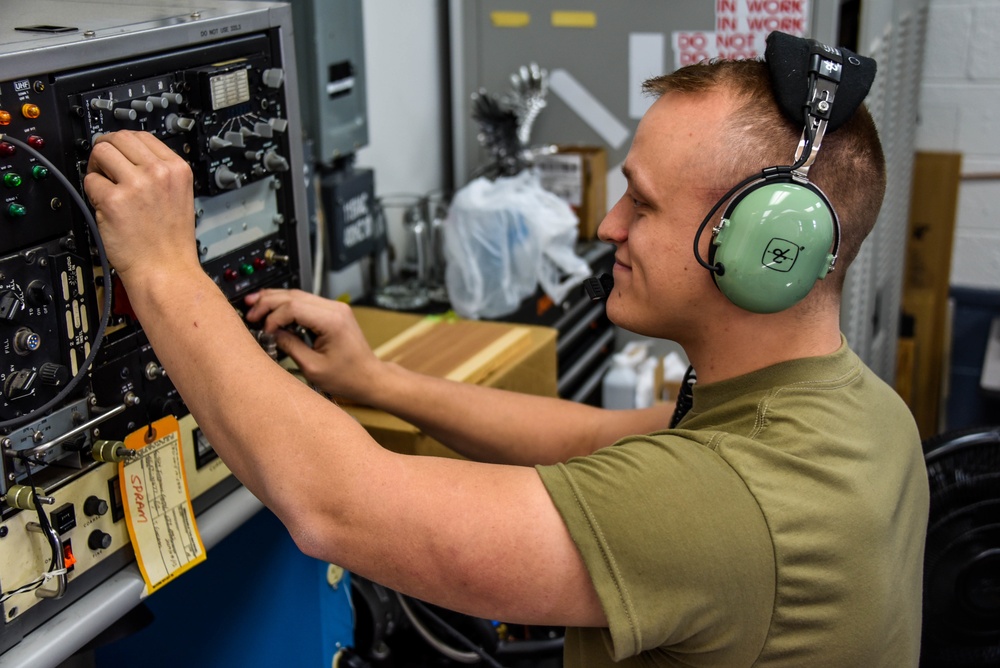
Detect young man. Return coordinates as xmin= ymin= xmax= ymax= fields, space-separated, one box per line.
xmin=84 ymin=54 xmax=928 ymax=667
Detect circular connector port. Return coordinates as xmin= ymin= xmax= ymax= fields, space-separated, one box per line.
xmin=13 ymin=328 xmax=41 ymax=355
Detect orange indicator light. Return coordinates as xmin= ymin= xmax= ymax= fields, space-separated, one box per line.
xmin=0 ymin=110 xmax=11 ymax=126
xmin=22 ymin=103 xmax=41 ymax=120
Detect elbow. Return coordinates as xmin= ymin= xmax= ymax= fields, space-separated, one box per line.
xmin=280 ymin=508 xmax=339 ymax=563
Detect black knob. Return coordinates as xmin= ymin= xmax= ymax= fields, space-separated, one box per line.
xmin=26 ymin=280 xmax=52 ymax=306
xmin=88 ymin=530 xmax=113 ymax=551
xmin=39 ymin=363 xmax=69 ymax=387
xmin=83 ymin=496 xmax=109 ymax=517
xmin=4 ymin=368 xmax=37 ymax=400
xmin=0 ymin=290 xmax=24 ymax=320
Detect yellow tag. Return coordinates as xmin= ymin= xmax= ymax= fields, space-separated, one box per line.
xmin=119 ymin=416 xmax=206 ymax=595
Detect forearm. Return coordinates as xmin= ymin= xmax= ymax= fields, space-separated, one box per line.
xmin=124 ymin=271 xmax=380 ymax=527
xmin=359 ymin=362 xmax=674 ymax=465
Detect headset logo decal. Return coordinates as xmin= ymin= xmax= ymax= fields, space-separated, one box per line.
xmin=762 ymin=238 xmax=799 ymax=272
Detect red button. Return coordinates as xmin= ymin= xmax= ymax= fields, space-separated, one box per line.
xmin=0 ymin=142 xmax=15 ymax=157
xmin=252 ymin=257 xmax=267 ymax=270
xmin=223 ymin=268 xmax=239 ymax=282
xmin=27 ymin=135 xmax=45 ymax=149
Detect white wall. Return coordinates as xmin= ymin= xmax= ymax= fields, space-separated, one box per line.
xmin=355 ymin=0 xmax=448 ymax=263
xmin=917 ymin=0 xmax=1000 ymax=289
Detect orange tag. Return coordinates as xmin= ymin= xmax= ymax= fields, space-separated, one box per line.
xmin=119 ymin=416 xmax=206 ymax=595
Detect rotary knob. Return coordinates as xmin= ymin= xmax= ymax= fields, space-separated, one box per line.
xmin=39 ymin=362 xmax=69 ymax=387
xmin=88 ymin=530 xmax=113 ymax=551
xmin=84 ymin=495 xmax=109 ymax=517
xmin=214 ymin=165 xmax=244 ymax=190
xmin=0 ymin=290 xmax=24 ymax=320
xmin=166 ymin=113 xmax=196 ymax=134
xmin=263 ymin=150 xmax=289 ymax=173
xmin=26 ymin=280 xmax=52 ymax=306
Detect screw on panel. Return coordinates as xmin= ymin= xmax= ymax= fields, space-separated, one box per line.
xmin=0 ymin=526 xmax=8 ymax=538
xmin=83 ymin=31 xmax=96 ymax=38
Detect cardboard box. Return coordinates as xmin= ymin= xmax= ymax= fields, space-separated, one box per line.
xmin=292 ymin=307 xmax=558 ymax=459
xmin=536 ymin=145 xmax=608 ymax=240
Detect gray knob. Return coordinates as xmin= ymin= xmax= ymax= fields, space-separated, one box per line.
xmin=214 ymin=165 xmax=243 ymax=190
xmin=263 ymin=150 xmax=289 ymax=173
xmin=114 ymin=108 xmax=137 ymax=121
xmin=90 ymin=98 xmax=114 ymax=111
xmin=261 ymin=68 xmax=284 ymax=88
xmin=131 ymin=99 xmax=154 ymax=113
xmin=223 ymin=130 xmax=245 ymax=148
xmin=166 ymin=114 xmax=196 ymax=134
xmin=209 ymin=136 xmax=233 ymax=151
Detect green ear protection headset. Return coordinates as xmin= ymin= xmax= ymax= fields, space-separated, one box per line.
xmin=693 ymin=36 xmax=850 ymax=314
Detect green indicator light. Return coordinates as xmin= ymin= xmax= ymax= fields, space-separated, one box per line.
xmin=6 ymin=203 xmax=27 ymax=218
xmin=3 ymin=173 xmax=23 ymax=188
xmin=31 ymin=165 xmax=49 ymax=180
xmin=240 ymin=263 xmax=254 ymax=276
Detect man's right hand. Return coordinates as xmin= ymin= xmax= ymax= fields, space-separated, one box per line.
xmin=244 ymin=289 xmax=383 ymax=404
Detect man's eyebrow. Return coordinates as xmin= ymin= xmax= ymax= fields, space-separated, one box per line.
xmin=621 ymin=163 xmax=654 ymax=203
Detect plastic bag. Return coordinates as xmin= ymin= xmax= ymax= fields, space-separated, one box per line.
xmin=443 ymin=171 xmax=591 ymax=319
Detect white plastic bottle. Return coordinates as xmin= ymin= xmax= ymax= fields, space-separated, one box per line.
xmin=602 ymin=342 xmax=648 ymax=409
xmin=634 ymin=356 xmax=659 ymax=409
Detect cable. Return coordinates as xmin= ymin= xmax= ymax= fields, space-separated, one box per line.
xmin=0 ymin=458 xmax=67 ymax=603
xmin=395 ymin=593 xmax=505 ymax=667
xmin=0 ymin=133 xmax=113 ymax=432
xmin=691 ymin=171 xmax=766 ymax=275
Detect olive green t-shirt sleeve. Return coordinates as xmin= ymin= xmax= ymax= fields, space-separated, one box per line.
xmin=537 ymin=435 xmax=775 ymax=664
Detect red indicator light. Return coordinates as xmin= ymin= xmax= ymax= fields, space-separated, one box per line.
xmin=0 ymin=110 xmax=11 ymax=126
xmin=27 ymin=135 xmax=45 ymax=149
xmin=252 ymin=257 xmax=267 ymax=271
xmin=223 ymin=268 xmax=239 ymax=282
xmin=0 ymin=142 xmax=15 ymax=157
xmin=21 ymin=103 xmax=41 ymax=120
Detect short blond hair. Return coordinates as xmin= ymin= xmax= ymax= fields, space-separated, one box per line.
xmin=643 ymin=59 xmax=886 ymax=287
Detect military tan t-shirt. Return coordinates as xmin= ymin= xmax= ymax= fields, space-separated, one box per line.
xmin=537 ymin=340 xmax=929 ymax=667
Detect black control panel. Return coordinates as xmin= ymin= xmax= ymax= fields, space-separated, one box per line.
xmin=0 ymin=21 xmax=309 ymax=656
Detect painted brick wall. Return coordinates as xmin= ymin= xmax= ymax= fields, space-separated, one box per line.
xmin=917 ymin=0 xmax=1000 ymax=289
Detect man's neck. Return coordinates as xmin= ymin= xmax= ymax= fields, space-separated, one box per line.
xmin=680 ymin=309 xmax=843 ymax=385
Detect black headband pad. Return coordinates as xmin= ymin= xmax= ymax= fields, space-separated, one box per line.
xmin=765 ymin=31 xmax=877 ymax=132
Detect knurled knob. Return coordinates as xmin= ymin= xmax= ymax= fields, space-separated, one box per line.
xmin=39 ymin=362 xmax=69 ymax=387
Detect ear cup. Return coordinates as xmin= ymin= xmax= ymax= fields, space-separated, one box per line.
xmin=709 ymin=180 xmax=836 ymax=313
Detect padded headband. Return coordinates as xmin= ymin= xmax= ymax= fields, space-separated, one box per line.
xmin=765 ymin=31 xmax=877 ymax=132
